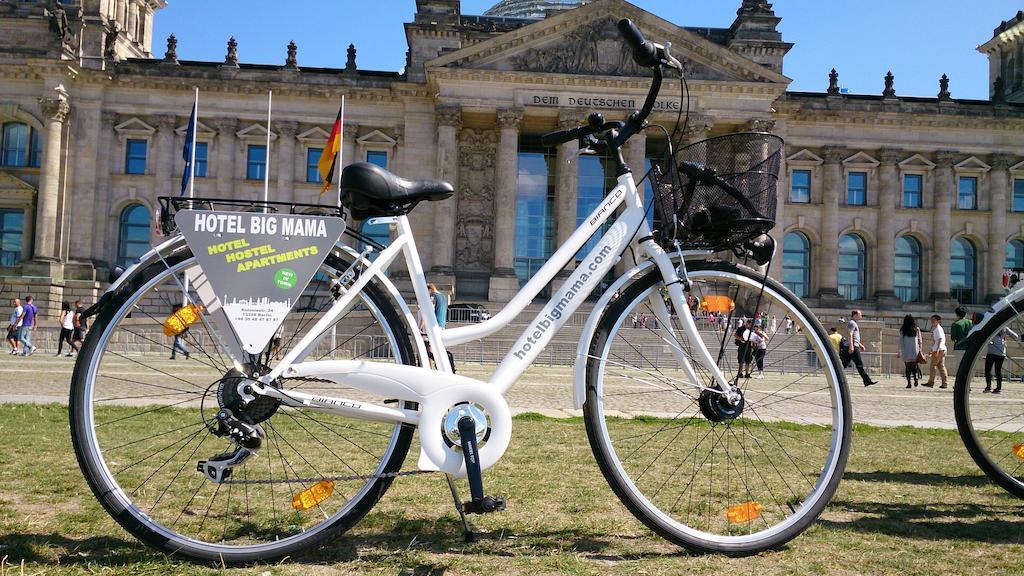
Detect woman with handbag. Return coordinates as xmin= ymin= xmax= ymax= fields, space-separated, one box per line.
xmin=899 ymin=314 xmax=924 ymax=389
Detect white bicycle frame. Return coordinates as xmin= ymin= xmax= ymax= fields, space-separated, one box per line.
xmin=226 ymin=170 xmax=734 ymax=476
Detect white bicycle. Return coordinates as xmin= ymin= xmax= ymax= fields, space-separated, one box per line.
xmin=69 ymin=20 xmax=851 ymax=563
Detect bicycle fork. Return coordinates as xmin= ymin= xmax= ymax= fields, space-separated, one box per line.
xmin=642 ymin=240 xmax=738 ymax=402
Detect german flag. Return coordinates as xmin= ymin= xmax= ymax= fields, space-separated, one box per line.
xmin=317 ymin=106 xmax=343 ymax=194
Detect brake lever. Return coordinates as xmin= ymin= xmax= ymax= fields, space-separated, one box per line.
xmin=576 ymin=134 xmax=602 ymax=156
xmin=661 ymin=42 xmax=683 ymax=71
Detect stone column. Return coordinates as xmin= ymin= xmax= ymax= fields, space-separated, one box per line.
xmin=489 ymin=107 xmax=523 ymax=302
xmin=555 ymin=110 xmax=580 ymax=276
xmin=92 ymin=111 xmax=118 ymax=272
xmin=817 ymin=145 xmax=844 ymax=304
xmin=32 ymin=89 xmax=70 ymax=264
xmin=875 ymin=147 xmax=901 ymax=305
xmin=342 ymin=123 xmax=359 ymax=168
xmin=274 ymin=121 xmax=298 ymax=203
xmin=931 ymin=150 xmax=958 ymax=303
xmin=215 ymin=118 xmax=238 ymax=197
xmin=987 ymin=154 xmax=1014 ymax=302
xmin=430 ymin=105 xmax=460 ymax=280
xmin=155 ymin=114 xmax=176 ymax=199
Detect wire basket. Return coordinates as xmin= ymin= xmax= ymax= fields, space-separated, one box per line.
xmin=651 ymin=132 xmax=784 ymax=251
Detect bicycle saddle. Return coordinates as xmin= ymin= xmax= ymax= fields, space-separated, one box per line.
xmin=341 ymin=162 xmax=453 ymax=219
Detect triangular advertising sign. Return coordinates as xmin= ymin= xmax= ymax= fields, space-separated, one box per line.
xmin=175 ymin=210 xmax=345 ymax=354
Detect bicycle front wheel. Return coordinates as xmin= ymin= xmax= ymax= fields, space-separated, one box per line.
xmin=69 ymin=246 xmax=418 ymax=563
xmin=954 ymin=293 xmax=1024 ymax=498
xmin=584 ymin=260 xmax=850 ymax=554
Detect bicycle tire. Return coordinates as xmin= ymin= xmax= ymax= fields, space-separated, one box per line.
xmin=69 ymin=246 xmax=418 ymax=563
xmin=953 ymin=293 xmax=1024 ymax=498
xmin=584 ymin=260 xmax=851 ymax=554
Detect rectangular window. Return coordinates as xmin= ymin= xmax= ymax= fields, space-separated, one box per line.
xmin=789 ymin=169 xmax=811 ymax=203
xmin=125 ymin=139 xmax=147 ymax=175
xmin=194 ymin=142 xmax=208 ymax=178
xmin=958 ymin=176 xmax=978 ymax=210
xmin=0 ymin=208 xmax=24 ymax=266
xmin=28 ymin=128 xmax=41 ymax=168
xmin=1014 ymin=179 xmax=1024 ymax=212
xmin=902 ymin=174 xmax=922 ymax=208
xmin=366 ymin=150 xmax=388 ymax=169
xmin=847 ymin=171 xmax=867 ymax=206
xmin=246 ymin=145 xmax=266 ymax=180
xmin=307 ymin=148 xmax=323 ymax=183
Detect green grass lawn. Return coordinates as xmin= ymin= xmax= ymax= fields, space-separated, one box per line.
xmin=1 ymin=404 xmax=1022 ymax=575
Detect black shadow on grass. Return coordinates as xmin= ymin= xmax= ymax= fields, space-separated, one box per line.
xmin=0 ymin=532 xmax=177 ymax=566
xmin=843 ymin=470 xmax=992 ymax=487
xmin=820 ymin=501 xmax=1024 ymax=544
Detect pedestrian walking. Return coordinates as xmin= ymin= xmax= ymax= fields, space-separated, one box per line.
xmin=56 ymin=301 xmax=78 ymax=357
xmin=18 ymin=295 xmax=37 ymax=356
xmin=71 ymin=299 xmax=88 ymax=350
xmin=6 ymin=297 xmax=22 ymax=355
xmin=923 ymin=314 xmax=948 ymax=388
xmin=984 ymin=327 xmax=1020 ymax=394
xmin=419 ymin=284 xmax=455 ymax=373
xmin=784 ymin=315 xmax=793 ymax=335
xmin=950 ymin=306 xmax=973 ymax=347
xmin=898 ymin=314 xmax=923 ymax=389
xmin=751 ymin=325 xmax=768 ymax=379
xmin=845 ymin=310 xmax=878 ymax=387
xmin=770 ymin=314 xmax=777 ymax=334
xmin=828 ymin=327 xmax=843 ymax=353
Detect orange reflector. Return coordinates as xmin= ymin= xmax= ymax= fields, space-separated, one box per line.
xmin=701 ymin=295 xmax=736 ymax=314
xmin=162 ymin=304 xmax=204 ymax=337
xmin=292 ymin=480 xmax=335 ymax=511
xmin=1013 ymin=443 xmax=1024 ymax=461
xmin=726 ymin=501 xmax=763 ymax=524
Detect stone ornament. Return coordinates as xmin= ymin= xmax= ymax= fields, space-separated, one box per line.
xmin=224 ymin=37 xmax=239 ymax=67
xmin=827 ymin=68 xmax=840 ymax=96
xmin=39 ymin=86 xmax=70 ymax=123
xmin=345 ymin=44 xmax=357 ymax=73
xmin=456 ymin=129 xmax=497 ymax=270
xmin=496 ymin=108 xmax=524 ymax=129
xmin=878 ymin=147 xmax=903 ymax=165
xmin=436 ymin=105 xmax=462 ymax=128
xmin=822 ymin=145 xmax=846 ymax=165
xmin=285 ymin=41 xmax=298 ymax=70
xmin=938 ymin=74 xmax=952 ymax=101
xmin=510 ymin=16 xmax=650 ymax=77
xmin=882 ymin=71 xmax=895 ymax=98
xmin=164 ymin=34 xmax=178 ymax=64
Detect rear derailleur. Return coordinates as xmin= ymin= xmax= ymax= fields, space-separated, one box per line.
xmin=197 ymin=408 xmax=264 ymax=483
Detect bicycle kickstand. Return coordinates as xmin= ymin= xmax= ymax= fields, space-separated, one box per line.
xmin=445 ymin=474 xmax=476 ymax=543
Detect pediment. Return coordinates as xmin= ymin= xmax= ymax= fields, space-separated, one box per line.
xmin=955 ymin=156 xmax=990 ymax=172
xmin=0 ymin=171 xmax=36 ymax=192
xmin=174 ymin=120 xmax=216 ymax=137
xmin=297 ymin=126 xmax=331 ymax=142
xmin=356 ymin=129 xmax=396 ymax=146
xmin=114 ymin=117 xmax=155 ymax=135
xmin=1010 ymin=160 xmax=1024 ymax=174
xmin=899 ymin=154 xmax=935 ymax=170
xmin=787 ymin=149 xmax=823 ymax=165
xmin=236 ymin=124 xmax=277 ymax=140
xmin=843 ymin=151 xmax=879 ymax=167
xmin=429 ymin=0 xmax=788 ymax=84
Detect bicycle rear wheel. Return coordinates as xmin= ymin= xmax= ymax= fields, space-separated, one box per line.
xmin=954 ymin=294 xmax=1024 ymax=498
xmin=584 ymin=260 xmax=850 ymax=554
xmin=69 ymin=245 xmax=418 ymax=563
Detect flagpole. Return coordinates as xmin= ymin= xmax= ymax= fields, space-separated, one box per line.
xmin=189 ymin=87 xmax=198 ymax=199
xmin=337 ymin=95 xmax=345 ymax=208
xmin=264 ymin=90 xmax=273 ymax=211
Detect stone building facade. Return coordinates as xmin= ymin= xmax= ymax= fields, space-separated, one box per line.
xmin=1 ymin=0 xmax=1023 ymax=321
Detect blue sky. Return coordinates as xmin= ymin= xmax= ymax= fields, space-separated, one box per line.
xmin=153 ymin=1 xmax=1021 ymax=100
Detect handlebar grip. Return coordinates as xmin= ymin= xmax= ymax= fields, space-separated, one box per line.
xmin=541 ymin=126 xmax=584 ymax=147
xmin=617 ymin=18 xmax=659 ymax=68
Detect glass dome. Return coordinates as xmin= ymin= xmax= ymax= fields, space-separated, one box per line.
xmin=483 ymin=0 xmax=592 ymax=19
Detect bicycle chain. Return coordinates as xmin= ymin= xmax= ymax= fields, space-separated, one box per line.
xmin=221 ymin=468 xmax=436 ymax=485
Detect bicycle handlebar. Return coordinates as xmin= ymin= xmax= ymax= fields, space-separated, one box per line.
xmin=617 ymin=18 xmax=659 ymax=68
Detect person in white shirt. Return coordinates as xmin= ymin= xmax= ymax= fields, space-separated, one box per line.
xmin=845 ymin=310 xmax=878 ymax=387
xmin=924 ymin=314 xmax=948 ymax=388
xmin=7 ymin=297 xmax=23 ymax=355
xmin=751 ymin=326 xmax=768 ymax=379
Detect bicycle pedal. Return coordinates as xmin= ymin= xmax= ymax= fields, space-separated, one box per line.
xmin=462 ymin=495 xmax=506 ymax=515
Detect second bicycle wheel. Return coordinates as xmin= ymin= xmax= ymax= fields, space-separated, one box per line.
xmin=584 ymin=259 xmax=850 ymax=554
xmin=954 ymin=293 xmax=1024 ymax=498
xmin=70 ymin=245 xmax=418 ymax=563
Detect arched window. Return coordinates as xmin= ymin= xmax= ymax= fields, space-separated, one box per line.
xmin=894 ymin=236 xmax=922 ymax=303
xmin=838 ymin=233 xmax=867 ymax=301
xmin=2 ymin=122 xmax=28 ymax=167
xmin=359 ymin=219 xmax=390 ymax=261
xmin=951 ymin=237 xmax=977 ymax=304
xmin=117 ymin=204 xmax=151 ymax=269
xmin=1008 ymin=239 xmax=1024 ymax=271
xmin=781 ymin=232 xmax=811 ymax=298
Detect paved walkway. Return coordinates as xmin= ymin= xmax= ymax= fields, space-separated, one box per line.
xmin=2 ymin=352 xmax=1014 ymax=431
